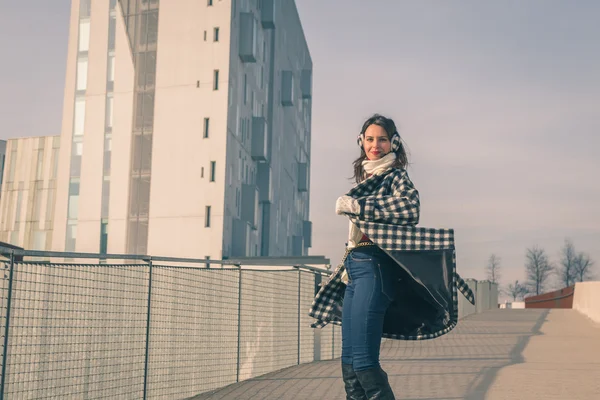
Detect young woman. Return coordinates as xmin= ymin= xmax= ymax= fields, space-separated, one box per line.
xmin=310 ymin=114 xmax=475 ymax=400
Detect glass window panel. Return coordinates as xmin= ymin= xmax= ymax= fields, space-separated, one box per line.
xmin=101 ymin=179 xmax=110 ymax=218
xmin=70 ymin=141 xmax=83 ymax=176
xmin=204 ymin=118 xmax=210 ymax=138
xmin=137 ymin=51 xmax=156 ymax=87
xmin=105 ymin=95 xmax=114 ymax=128
xmin=66 ymin=222 xmax=77 ymax=252
xmin=107 ymin=54 xmax=115 ymax=82
xmin=79 ymin=0 xmax=91 ymax=18
xmin=68 ymin=180 xmax=80 ymax=219
xmin=205 ymin=206 xmax=211 ymax=227
xmin=140 ymin=11 xmax=158 ymax=45
xmin=108 ymin=15 xmax=116 ymax=50
xmin=136 ymin=219 xmax=149 ymax=254
xmin=76 ymin=57 xmax=88 ymax=91
xmin=74 ymin=97 xmax=86 ymax=136
xmin=100 ymin=221 xmax=108 ymax=254
xmin=78 ymin=20 xmax=90 ymax=51
xmin=135 ymin=93 xmax=155 ymax=129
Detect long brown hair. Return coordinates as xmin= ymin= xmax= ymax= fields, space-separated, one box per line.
xmin=352 ymin=114 xmax=409 ymax=183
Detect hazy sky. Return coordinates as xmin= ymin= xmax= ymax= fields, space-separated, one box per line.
xmin=1 ymin=1 xmax=598 ymax=296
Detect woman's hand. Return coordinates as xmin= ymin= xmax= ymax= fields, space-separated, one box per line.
xmin=335 ymin=195 xmax=360 ymax=215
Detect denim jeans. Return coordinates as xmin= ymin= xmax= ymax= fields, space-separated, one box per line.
xmin=341 ymin=246 xmax=399 ymax=371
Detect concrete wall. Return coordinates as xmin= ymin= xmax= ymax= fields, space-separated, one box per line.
xmin=573 ymin=281 xmax=600 ymax=324
xmin=499 ymin=301 xmax=525 ymax=309
xmin=457 ymin=278 xmax=499 ymax=319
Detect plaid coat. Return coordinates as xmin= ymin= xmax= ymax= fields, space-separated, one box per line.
xmin=309 ymin=168 xmax=475 ymax=340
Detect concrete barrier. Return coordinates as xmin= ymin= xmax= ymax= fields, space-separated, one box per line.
xmin=457 ymin=279 xmax=498 ymax=319
xmin=500 ymin=301 xmax=525 ymax=309
xmin=572 ymin=281 xmax=600 ymax=324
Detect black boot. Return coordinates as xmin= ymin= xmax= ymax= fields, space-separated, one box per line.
xmin=354 ymin=366 xmax=395 ymax=400
xmin=341 ymin=363 xmax=367 ymax=400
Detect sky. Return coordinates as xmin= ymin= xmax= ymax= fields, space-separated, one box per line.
xmin=1 ymin=1 xmax=598 ymax=298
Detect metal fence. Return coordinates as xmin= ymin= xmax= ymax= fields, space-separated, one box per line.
xmin=0 ymin=248 xmax=339 ymax=400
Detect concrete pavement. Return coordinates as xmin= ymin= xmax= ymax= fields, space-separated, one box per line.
xmin=189 ymin=309 xmax=600 ymax=399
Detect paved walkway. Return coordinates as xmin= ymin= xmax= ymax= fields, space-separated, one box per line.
xmin=190 ymin=309 xmax=600 ymax=399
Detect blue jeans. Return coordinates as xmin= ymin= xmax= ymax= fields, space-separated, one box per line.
xmin=341 ymin=246 xmax=399 ymax=371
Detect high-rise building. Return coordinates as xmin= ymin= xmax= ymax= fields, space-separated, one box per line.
xmin=52 ymin=0 xmax=313 ymax=259
xmin=0 ymin=136 xmax=60 ymax=251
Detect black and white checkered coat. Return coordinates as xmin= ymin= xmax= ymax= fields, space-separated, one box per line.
xmin=309 ymin=168 xmax=475 ymax=340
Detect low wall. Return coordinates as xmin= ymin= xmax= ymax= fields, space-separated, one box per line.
xmin=499 ymin=301 xmax=525 ymax=309
xmin=525 ymin=286 xmax=575 ymax=309
xmin=457 ymin=279 xmax=498 ymax=319
xmin=572 ymin=281 xmax=600 ymax=324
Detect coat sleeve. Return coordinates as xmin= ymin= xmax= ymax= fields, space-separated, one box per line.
xmin=356 ymin=169 xmax=420 ymax=225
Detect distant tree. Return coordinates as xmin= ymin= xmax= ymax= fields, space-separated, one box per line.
xmin=573 ymin=252 xmax=594 ymax=282
xmin=506 ymin=280 xmax=528 ymax=301
xmin=485 ymin=253 xmax=501 ymax=284
xmin=525 ymin=246 xmax=554 ymax=295
xmin=558 ymin=239 xmax=578 ymax=287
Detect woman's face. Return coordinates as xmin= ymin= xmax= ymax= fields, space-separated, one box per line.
xmin=362 ymin=124 xmax=391 ymax=160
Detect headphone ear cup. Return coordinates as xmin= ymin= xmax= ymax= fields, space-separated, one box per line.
xmin=391 ymin=132 xmax=401 ymax=152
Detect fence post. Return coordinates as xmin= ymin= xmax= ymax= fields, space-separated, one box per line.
xmin=0 ymin=251 xmax=16 ymax=400
xmin=142 ymin=257 xmax=153 ymax=400
xmin=236 ymin=266 xmax=242 ymax=382
xmin=297 ymin=267 xmax=301 ymax=365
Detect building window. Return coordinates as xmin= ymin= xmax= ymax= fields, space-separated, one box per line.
xmin=105 ymin=95 xmax=114 ymax=128
xmin=213 ymin=70 xmax=219 ymax=90
xmin=65 ymin=222 xmax=78 ymax=252
xmin=207 ymin=0 xmax=213 ymax=5
xmin=214 ymin=27 xmax=219 ymax=42
xmin=79 ymin=0 xmax=91 ymax=18
xmin=243 ymin=74 xmax=247 ymax=104
xmin=76 ymin=56 xmax=88 ymax=91
xmin=210 ymin=161 xmax=216 ymax=182
xmin=205 ymin=256 xmax=211 ymax=268
xmin=100 ymin=220 xmax=108 ymax=254
xmin=205 ymin=206 xmax=211 ymax=227
xmin=78 ymin=20 xmax=91 ymax=52
xmin=203 ymin=118 xmax=210 ymax=138
xmin=74 ymin=97 xmax=86 ymax=136
xmin=107 ymin=53 xmax=115 ymax=83
xmin=204 ymin=30 xmax=207 ymax=41
xmin=68 ymin=179 xmax=80 ymax=219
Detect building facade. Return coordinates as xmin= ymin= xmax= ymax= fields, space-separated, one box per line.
xmin=52 ymin=0 xmax=312 ymax=259
xmin=0 ymin=136 xmax=60 ymax=251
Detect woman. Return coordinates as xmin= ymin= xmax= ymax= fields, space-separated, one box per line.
xmin=310 ymin=114 xmax=475 ymax=400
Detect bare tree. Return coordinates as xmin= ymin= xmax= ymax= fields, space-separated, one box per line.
xmin=525 ymin=246 xmax=554 ymax=295
xmin=573 ymin=252 xmax=594 ymax=282
xmin=486 ymin=253 xmax=501 ymax=284
xmin=558 ymin=239 xmax=577 ymax=287
xmin=505 ymin=280 xmax=528 ymax=301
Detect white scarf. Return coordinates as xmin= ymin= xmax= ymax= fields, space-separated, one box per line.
xmin=362 ymin=152 xmax=397 ymax=177
xmin=347 ymin=152 xmax=397 ymax=250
